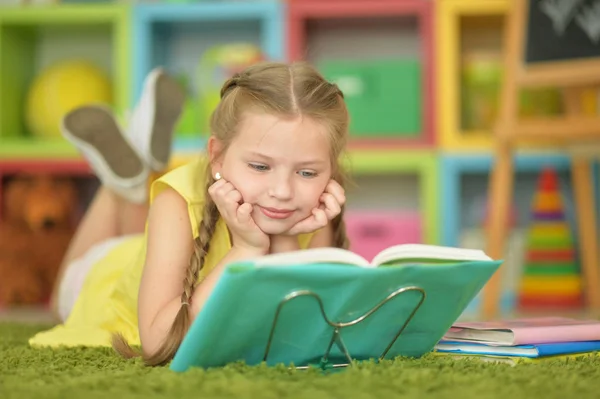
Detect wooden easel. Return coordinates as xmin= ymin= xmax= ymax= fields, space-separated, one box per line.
xmin=484 ymin=0 xmax=600 ymax=318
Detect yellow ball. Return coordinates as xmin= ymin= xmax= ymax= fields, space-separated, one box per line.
xmin=26 ymin=60 xmax=112 ymax=138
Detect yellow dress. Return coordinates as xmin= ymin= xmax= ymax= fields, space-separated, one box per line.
xmin=29 ymin=156 xmax=315 ymax=348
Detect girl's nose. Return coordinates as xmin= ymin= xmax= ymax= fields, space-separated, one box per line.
xmin=268 ymin=175 xmax=293 ymax=200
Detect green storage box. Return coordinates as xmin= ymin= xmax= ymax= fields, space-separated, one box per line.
xmin=319 ymin=59 xmax=421 ymax=137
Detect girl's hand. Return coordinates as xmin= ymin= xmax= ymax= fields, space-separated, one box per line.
xmin=208 ymin=177 xmax=270 ymax=253
xmin=283 ymin=179 xmax=346 ymax=236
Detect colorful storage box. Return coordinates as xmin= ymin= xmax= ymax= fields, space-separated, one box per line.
xmin=319 ymin=59 xmax=421 ymax=137
xmin=345 ymin=211 xmax=422 ymax=262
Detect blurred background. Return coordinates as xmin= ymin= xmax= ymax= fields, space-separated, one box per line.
xmin=0 ymin=0 xmax=598 ymax=321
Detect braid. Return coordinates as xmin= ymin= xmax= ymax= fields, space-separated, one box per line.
xmin=181 ymin=180 xmax=219 ymax=307
xmin=112 ymin=167 xmax=220 ymax=366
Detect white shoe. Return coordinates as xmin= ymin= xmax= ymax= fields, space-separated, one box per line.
xmin=127 ymin=67 xmax=186 ymax=172
xmin=61 ymin=105 xmax=149 ymax=204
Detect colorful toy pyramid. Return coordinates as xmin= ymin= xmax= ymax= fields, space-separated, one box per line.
xmin=517 ymin=167 xmax=583 ymax=310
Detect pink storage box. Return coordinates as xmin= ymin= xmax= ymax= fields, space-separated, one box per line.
xmin=345 ymin=211 xmax=422 ymax=262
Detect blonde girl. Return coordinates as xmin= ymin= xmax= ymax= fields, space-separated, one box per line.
xmin=30 ymin=62 xmax=350 ymax=367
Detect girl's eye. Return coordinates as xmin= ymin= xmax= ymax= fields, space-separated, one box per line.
xmin=299 ymin=170 xmax=317 ymax=178
xmin=248 ymin=163 xmax=269 ymax=171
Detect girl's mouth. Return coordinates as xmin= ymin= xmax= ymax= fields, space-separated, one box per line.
xmin=259 ymin=206 xmax=294 ymax=219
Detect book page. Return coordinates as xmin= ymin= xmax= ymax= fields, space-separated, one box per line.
xmin=372 ymin=244 xmax=492 ymax=266
xmin=443 ymin=329 xmax=516 ymax=346
xmin=249 ymin=247 xmax=371 ymax=268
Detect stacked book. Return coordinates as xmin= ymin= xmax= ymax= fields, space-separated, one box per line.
xmin=434 ymin=317 xmax=600 ymax=365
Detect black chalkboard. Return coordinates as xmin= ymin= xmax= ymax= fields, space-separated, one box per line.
xmin=525 ymin=0 xmax=600 ymax=64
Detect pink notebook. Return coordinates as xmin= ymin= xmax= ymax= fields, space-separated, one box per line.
xmin=444 ymin=317 xmax=600 ymax=346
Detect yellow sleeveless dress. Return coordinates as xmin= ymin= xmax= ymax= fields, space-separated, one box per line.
xmin=29 ymin=156 xmax=315 ymax=348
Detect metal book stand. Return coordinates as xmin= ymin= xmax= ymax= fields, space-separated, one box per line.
xmin=262 ymin=286 xmax=426 ymax=370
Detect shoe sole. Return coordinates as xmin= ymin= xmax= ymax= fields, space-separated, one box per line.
xmin=63 ymin=106 xmax=145 ymax=180
xmin=150 ymin=72 xmax=186 ymax=169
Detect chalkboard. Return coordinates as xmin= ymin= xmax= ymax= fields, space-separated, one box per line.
xmin=525 ymin=0 xmax=600 ymax=64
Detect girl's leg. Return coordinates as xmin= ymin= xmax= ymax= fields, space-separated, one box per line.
xmin=117 ymin=192 xmax=149 ymax=236
xmin=61 ymin=186 xmax=148 ymax=268
xmin=48 ymin=105 xmax=149 ymax=319
xmin=50 ymin=186 xmax=149 ymax=319
xmin=49 ymin=67 xmax=184 ymax=320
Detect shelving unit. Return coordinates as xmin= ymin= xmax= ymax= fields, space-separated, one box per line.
xmin=0 ymin=4 xmax=130 ymax=159
xmin=1 ymin=0 xmax=594 ymax=316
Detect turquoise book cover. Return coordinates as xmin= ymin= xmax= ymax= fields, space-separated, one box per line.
xmin=170 ymin=260 xmax=502 ymax=372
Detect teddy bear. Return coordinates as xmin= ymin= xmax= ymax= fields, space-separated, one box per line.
xmin=0 ymin=174 xmax=78 ymax=306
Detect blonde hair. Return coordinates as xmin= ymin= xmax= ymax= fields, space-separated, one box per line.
xmin=113 ymin=61 xmax=350 ymax=366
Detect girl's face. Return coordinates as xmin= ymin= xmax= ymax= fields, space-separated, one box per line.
xmin=210 ymin=111 xmax=333 ymax=235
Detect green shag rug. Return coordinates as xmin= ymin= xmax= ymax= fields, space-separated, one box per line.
xmin=2 ymin=322 xmax=600 ymax=399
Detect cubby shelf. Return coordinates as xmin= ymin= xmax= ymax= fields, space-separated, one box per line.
xmin=347 ymin=149 xmax=439 ymax=244
xmin=0 ymin=158 xmax=93 ymax=220
xmin=0 ymin=4 xmax=130 ymax=159
xmin=436 ymin=0 xmax=508 ymax=151
xmin=439 ymin=152 xmax=576 ymax=317
xmin=439 ymin=152 xmax=573 ymax=247
xmin=131 ymin=1 xmax=284 ymax=153
xmin=287 ymin=0 xmax=435 ymax=148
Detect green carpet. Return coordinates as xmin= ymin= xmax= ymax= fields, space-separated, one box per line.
xmin=2 ymin=322 xmax=600 ymax=399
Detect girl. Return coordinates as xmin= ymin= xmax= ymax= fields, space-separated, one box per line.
xmin=29 ymin=61 xmax=350 ymax=367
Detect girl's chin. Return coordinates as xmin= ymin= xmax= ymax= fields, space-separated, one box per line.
xmin=254 ymin=215 xmax=302 ymax=235
xmin=254 ymin=220 xmax=294 ymax=235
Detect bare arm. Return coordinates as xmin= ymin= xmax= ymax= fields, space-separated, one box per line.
xmin=137 ymin=188 xmax=265 ymax=356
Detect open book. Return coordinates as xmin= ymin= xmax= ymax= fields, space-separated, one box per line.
xmin=246 ymin=244 xmax=493 ymax=268
xmin=170 ymin=244 xmax=502 ymax=371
